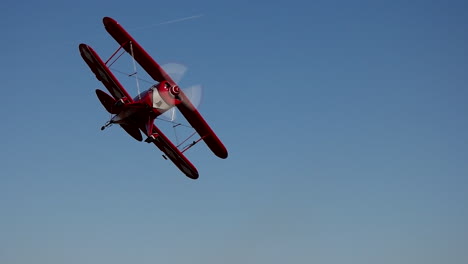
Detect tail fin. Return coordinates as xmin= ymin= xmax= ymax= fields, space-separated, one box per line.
xmin=95 ymin=89 xmax=119 ymax=114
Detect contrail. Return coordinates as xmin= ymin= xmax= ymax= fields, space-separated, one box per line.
xmin=157 ymin=14 xmax=204 ymax=25
xmin=128 ymin=14 xmax=204 ymax=31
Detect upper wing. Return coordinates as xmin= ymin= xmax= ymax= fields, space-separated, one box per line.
xmin=103 ymin=17 xmax=175 ymax=84
xmin=176 ymin=93 xmax=228 ymax=159
xmin=103 ymin=17 xmax=228 ymax=159
xmin=145 ymin=124 xmax=199 ymax=179
xmin=79 ymin=43 xmax=133 ymax=101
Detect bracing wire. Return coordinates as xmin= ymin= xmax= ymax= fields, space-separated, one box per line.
xmin=110 ymin=68 xmax=153 ymax=85
xmin=156 ymin=117 xmax=197 ymax=150
xmin=155 ymin=117 xmax=192 ymax=128
xmin=173 ymin=124 xmax=179 ymax=145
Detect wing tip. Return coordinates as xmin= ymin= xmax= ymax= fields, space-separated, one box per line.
xmin=103 ymin=16 xmax=117 ymax=27
xmin=217 ymin=150 xmax=228 ymax=159
xmin=187 ymin=173 xmax=199 ymax=180
xmin=185 ymin=166 xmax=199 ymax=180
xmin=78 ymin=43 xmax=89 ymax=53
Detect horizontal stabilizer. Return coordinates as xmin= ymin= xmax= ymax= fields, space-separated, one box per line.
xmin=95 ymin=89 xmax=119 ymax=114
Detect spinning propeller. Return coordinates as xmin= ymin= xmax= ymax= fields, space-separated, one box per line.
xmin=161 ymin=62 xmax=203 ymax=121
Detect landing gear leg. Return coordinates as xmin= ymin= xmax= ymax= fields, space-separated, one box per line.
xmin=144 ymin=116 xmax=158 ymax=143
xmin=101 ymin=120 xmax=113 ymax=131
xmin=145 ymin=133 xmax=159 ymax=143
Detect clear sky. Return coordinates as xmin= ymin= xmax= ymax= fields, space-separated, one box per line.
xmin=1 ymin=0 xmax=467 ymax=263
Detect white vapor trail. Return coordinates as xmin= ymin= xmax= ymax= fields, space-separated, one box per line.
xmin=128 ymin=14 xmax=204 ymax=31
xmin=157 ymin=14 xmax=204 ymax=25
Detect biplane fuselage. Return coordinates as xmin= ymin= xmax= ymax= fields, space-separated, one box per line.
xmin=102 ymin=82 xmax=181 ymax=124
xmin=79 ymin=17 xmax=227 ymax=179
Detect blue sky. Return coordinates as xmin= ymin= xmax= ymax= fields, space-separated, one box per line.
xmin=1 ymin=0 xmax=467 ymax=263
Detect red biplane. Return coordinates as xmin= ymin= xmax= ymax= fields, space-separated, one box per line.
xmin=79 ymin=17 xmax=227 ymax=179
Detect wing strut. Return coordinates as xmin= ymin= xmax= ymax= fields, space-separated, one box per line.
xmin=128 ymin=41 xmax=142 ymax=99
xmin=181 ymin=136 xmax=206 ymax=154
xmin=105 ymin=43 xmax=127 ymax=66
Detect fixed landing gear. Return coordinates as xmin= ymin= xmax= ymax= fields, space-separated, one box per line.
xmin=101 ymin=120 xmax=113 ymax=131
xmin=144 ymin=133 xmax=159 ymax=143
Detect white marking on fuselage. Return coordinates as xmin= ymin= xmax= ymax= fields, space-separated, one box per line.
xmin=151 ymin=86 xmax=173 ymax=114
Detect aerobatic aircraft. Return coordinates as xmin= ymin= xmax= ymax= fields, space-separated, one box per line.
xmin=79 ymin=17 xmax=227 ymax=179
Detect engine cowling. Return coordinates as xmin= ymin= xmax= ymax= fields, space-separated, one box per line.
xmin=150 ymin=81 xmax=182 ymax=114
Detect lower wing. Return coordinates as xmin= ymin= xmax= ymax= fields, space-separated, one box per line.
xmin=79 ymin=44 xmax=133 ymax=101
xmin=145 ymin=124 xmax=199 ymax=179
